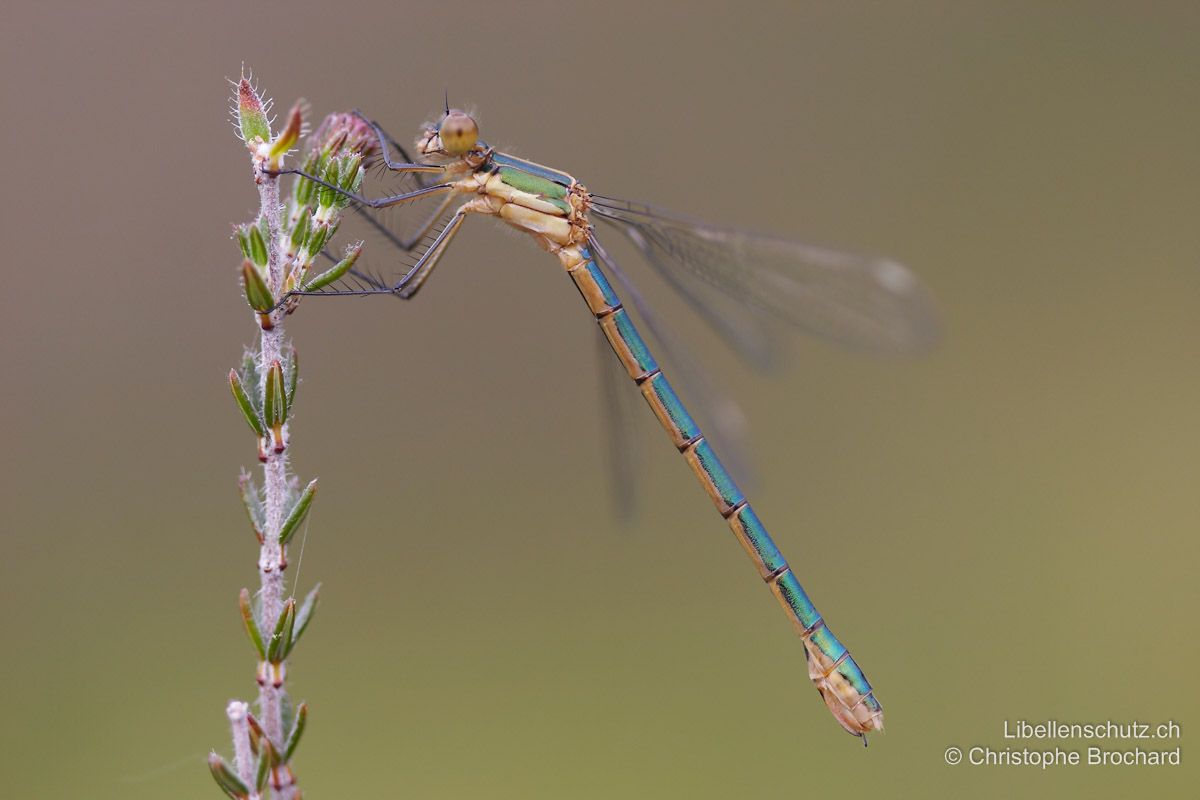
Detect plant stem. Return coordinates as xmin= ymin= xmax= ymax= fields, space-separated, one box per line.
xmin=217 ymin=77 xmax=364 ymax=800
xmin=255 ymin=167 xmax=289 ymax=752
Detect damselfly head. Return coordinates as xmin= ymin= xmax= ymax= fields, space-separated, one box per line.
xmin=420 ymin=109 xmax=478 ymax=158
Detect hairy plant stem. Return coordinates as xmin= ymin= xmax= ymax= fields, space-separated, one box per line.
xmin=255 ymin=167 xmax=289 ymax=754
xmin=217 ymin=75 xmax=346 ymax=800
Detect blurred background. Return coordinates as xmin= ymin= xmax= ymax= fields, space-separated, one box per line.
xmin=1 ymin=1 xmax=1197 ymax=797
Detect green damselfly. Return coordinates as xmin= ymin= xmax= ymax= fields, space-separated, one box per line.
xmin=270 ymin=105 xmax=938 ymax=741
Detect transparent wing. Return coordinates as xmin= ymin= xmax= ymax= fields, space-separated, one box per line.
xmin=599 ymin=217 xmax=785 ymax=371
xmin=590 ymin=235 xmax=756 ymax=490
xmin=590 ymin=196 xmax=940 ymax=354
xmin=596 ymin=324 xmax=643 ymax=524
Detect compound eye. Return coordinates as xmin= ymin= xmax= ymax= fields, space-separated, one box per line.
xmin=439 ymin=110 xmax=478 ymax=156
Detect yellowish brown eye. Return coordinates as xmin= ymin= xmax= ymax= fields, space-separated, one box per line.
xmin=439 ymin=111 xmax=478 ymax=156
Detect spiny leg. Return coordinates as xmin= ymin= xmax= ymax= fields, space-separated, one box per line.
xmin=353 ymin=109 xmax=420 ymax=165
xmin=285 ymin=206 xmax=469 ymax=303
xmin=287 ymin=114 xmax=461 ymax=291
xmin=321 ymin=112 xmax=458 ymax=255
xmin=268 ymin=168 xmax=457 ymax=210
xmin=269 ymin=109 xmax=447 ymax=204
xmin=350 ymin=109 xmax=441 ymax=183
xmin=281 ymin=251 xmax=398 ymax=302
xmin=350 ymin=190 xmax=457 ymax=253
xmin=390 ymin=208 xmax=468 ymax=299
xmin=303 ymin=248 xmax=396 ymax=296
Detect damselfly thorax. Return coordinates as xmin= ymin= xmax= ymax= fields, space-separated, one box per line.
xmin=418 ymin=111 xmax=594 ymax=268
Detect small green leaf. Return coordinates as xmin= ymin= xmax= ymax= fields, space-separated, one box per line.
xmin=302 ymin=242 xmax=362 ymax=293
xmin=317 ymin=159 xmax=340 ymax=209
xmin=257 ymin=737 xmax=282 ymax=793
xmin=288 ymin=211 xmax=311 ymax=256
xmin=294 ymin=152 xmax=321 ymax=207
xmin=283 ymin=346 xmax=299 ymax=410
xmin=208 ymin=752 xmax=250 ymax=800
xmin=229 ymin=369 xmax=266 ymax=438
xmin=239 ymin=349 xmax=261 ymax=382
xmin=238 ymin=588 xmax=266 ymax=659
xmin=235 ymin=226 xmax=252 ymax=261
xmin=283 ymin=702 xmax=308 ymax=761
xmin=267 ymin=599 xmax=296 ymax=663
xmin=237 ymin=471 xmax=265 ymax=539
xmin=236 ymin=77 xmax=271 ymax=144
xmin=321 ymin=128 xmax=348 ymax=160
xmin=338 ymin=154 xmax=364 ymax=193
xmin=254 ymin=753 xmax=269 ymax=793
xmin=242 ymin=259 xmax=274 ymax=313
xmin=303 ymin=222 xmax=332 ymax=258
xmin=244 ymin=712 xmax=263 ymax=756
xmin=261 ymin=369 xmax=275 ymax=430
xmin=279 ymin=690 xmax=296 ymax=739
xmin=278 ymin=479 xmax=317 ymax=546
xmin=256 ymin=217 xmax=271 ymax=251
xmin=262 ymin=735 xmax=281 ymax=766
xmin=237 ymin=351 xmax=262 ymax=408
xmin=246 ymin=224 xmax=269 ymax=269
xmin=292 ymin=584 xmax=321 ymax=649
xmin=263 ymin=360 xmax=287 ymax=445
xmin=273 ymin=362 xmax=288 ymax=424
xmin=257 ymin=736 xmax=281 ymax=793
xmin=324 ymin=220 xmax=341 ymax=245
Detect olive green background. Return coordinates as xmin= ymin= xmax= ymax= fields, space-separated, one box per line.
xmin=2 ymin=1 xmax=1197 ymax=797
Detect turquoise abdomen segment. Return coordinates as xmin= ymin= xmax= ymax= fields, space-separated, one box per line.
xmin=639 ymin=372 xmax=700 ymax=449
xmin=832 ymin=653 xmax=874 ymax=697
xmin=683 ymin=438 xmax=746 ymax=516
xmin=856 ymin=688 xmax=883 ymax=716
xmin=806 ymin=623 xmax=848 ymax=668
xmin=769 ymin=569 xmax=822 ymax=632
xmin=599 ymin=308 xmax=659 ymax=380
xmin=568 ymin=255 xmax=621 ymax=316
xmin=727 ymin=504 xmax=787 ymax=580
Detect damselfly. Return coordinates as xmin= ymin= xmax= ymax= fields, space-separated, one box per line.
xmin=272 ymin=105 xmax=939 ymax=741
